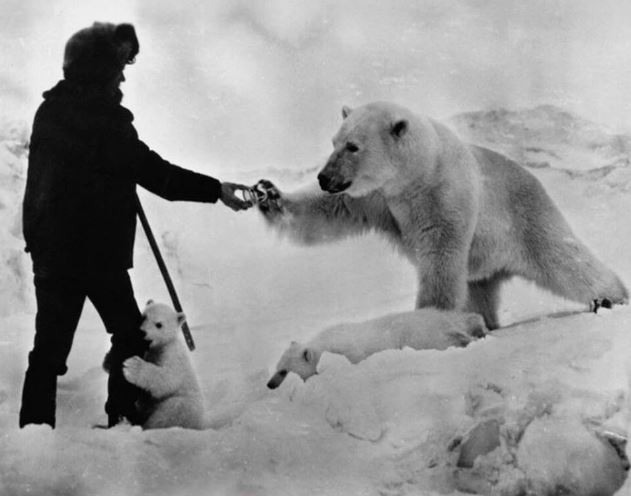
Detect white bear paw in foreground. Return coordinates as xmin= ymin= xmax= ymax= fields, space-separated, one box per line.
xmin=122 ymin=356 xmax=146 ymax=384
xmin=268 ymin=308 xmax=487 ymax=389
xmin=123 ymin=300 xmax=205 ymax=430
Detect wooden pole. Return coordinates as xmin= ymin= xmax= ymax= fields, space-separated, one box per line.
xmin=135 ymin=194 xmax=196 ymax=351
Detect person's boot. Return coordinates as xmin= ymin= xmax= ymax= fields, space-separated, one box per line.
xmin=19 ymin=364 xmax=57 ymax=428
xmin=105 ymin=361 xmax=144 ymax=427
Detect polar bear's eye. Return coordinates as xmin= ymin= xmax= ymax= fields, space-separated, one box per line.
xmin=155 ymin=322 xmax=163 ymax=329
xmin=345 ymin=142 xmax=359 ymax=153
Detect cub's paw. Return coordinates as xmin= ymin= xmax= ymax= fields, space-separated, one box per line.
xmin=465 ymin=314 xmax=488 ymax=338
xmin=448 ymin=330 xmax=473 ymax=348
xmin=123 ymin=356 xmax=146 ymax=384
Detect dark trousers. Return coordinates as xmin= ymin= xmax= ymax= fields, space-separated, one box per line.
xmin=19 ymin=270 xmax=147 ymax=428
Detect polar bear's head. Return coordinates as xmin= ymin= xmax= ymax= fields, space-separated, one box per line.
xmin=317 ymin=102 xmax=420 ymax=198
xmin=267 ymin=341 xmax=321 ymax=389
xmin=140 ymin=300 xmax=186 ymax=348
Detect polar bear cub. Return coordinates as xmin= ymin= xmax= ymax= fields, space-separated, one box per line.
xmin=267 ymin=308 xmax=486 ymax=389
xmin=123 ymin=301 xmax=205 ymax=430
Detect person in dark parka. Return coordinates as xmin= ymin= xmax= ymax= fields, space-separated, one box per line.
xmin=20 ymin=22 xmax=252 ymax=428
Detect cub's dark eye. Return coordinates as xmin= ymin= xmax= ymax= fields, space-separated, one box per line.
xmin=345 ymin=142 xmax=359 ymax=153
xmin=156 ymin=322 xmax=163 ymax=329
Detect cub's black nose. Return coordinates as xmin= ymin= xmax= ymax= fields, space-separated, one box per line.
xmin=317 ymin=173 xmax=331 ymax=191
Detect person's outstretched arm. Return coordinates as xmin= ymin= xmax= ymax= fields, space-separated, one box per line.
xmin=130 ymin=138 xmax=251 ymax=211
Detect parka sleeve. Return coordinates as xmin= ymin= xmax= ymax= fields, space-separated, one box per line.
xmin=131 ymin=139 xmax=222 ymax=203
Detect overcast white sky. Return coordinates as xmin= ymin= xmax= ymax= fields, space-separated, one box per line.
xmin=2 ymin=0 xmax=631 ymax=175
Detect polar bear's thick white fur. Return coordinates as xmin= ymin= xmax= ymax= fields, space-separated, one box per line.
xmin=267 ymin=308 xmax=486 ymax=388
xmin=123 ymin=301 xmax=205 ymax=430
xmin=259 ymin=101 xmax=628 ymax=329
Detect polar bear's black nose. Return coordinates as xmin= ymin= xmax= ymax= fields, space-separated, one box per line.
xmin=318 ymin=173 xmax=331 ymax=191
xmin=267 ymin=370 xmax=288 ymax=389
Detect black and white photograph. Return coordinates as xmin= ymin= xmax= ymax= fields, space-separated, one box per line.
xmin=1 ymin=1 xmax=631 ymax=495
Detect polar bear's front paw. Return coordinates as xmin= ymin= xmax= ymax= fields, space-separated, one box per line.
xmin=447 ymin=330 xmax=474 ymax=348
xmin=256 ymin=179 xmax=284 ymax=216
xmin=123 ymin=356 xmax=146 ymax=385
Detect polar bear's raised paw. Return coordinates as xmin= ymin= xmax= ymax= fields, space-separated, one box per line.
xmin=255 ymin=179 xmax=284 ymax=215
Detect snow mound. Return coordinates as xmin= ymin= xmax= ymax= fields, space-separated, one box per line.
xmin=450 ymin=105 xmax=631 ymax=173
xmin=0 ymin=121 xmax=33 ymax=317
xmin=3 ymin=309 xmax=629 ymax=496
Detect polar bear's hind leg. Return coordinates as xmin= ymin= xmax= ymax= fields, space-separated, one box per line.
xmin=465 ymin=272 xmax=509 ymax=330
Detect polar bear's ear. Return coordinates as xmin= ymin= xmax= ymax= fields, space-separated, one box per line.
xmin=391 ymin=119 xmax=408 ymax=139
xmin=341 ymin=105 xmax=353 ymax=119
xmin=176 ymin=312 xmax=186 ymax=327
xmin=303 ymin=348 xmax=315 ymax=363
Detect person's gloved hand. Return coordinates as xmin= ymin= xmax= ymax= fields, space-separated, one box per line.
xmin=219 ymin=182 xmax=253 ymax=211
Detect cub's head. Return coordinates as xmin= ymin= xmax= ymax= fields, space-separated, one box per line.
xmin=267 ymin=341 xmax=321 ymax=389
xmin=140 ymin=300 xmax=186 ymax=348
xmin=317 ymin=102 xmax=413 ymax=198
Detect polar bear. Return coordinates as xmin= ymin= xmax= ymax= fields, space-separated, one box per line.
xmin=258 ymin=101 xmax=628 ymax=329
xmin=267 ymin=308 xmax=486 ymax=389
xmin=122 ymin=301 xmax=205 ymax=430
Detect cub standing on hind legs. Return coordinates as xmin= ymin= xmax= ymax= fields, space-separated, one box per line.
xmin=122 ymin=301 xmax=205 ymax=430
xmin=257 ymin=102 xmax=628 ymax=329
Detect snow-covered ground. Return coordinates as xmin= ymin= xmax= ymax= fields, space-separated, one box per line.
xmin=1 ymin=106 xmax=630 ymax=495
